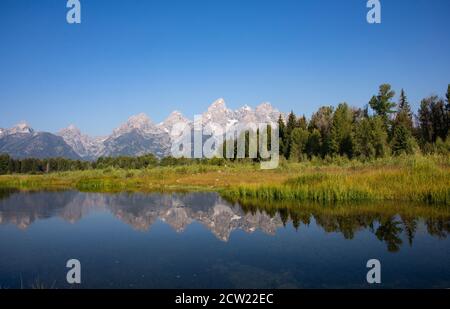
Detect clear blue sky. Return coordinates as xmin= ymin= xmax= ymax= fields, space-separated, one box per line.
xmin=1 ymin=0 xmax=449 ymax=136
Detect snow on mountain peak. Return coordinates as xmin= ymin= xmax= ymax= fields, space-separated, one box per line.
xmin=240 ymin=104 xmax=252 ymax=111
xmin=203 ymin=98 xmax=235 ymax=125
xmin=208 ymin=98 xmax=227 ymax=111
xmin=60 ymin=124 xmax=81 ymax=135
xmin=158 ymin=110 xmax=191 ymax=138
xmin=112 ymin=113 xmax=158 ymax=136
xmin=9 ymin=121 xmax=34 ymax=134
xmin=234 ymin=104 xmax=256 ymax=124
xmin=127 ymin=113 xmax=152 ymax=126
xmin=164 ymin=110 xmax=189 ymax=123
xmin=256 ymin=102 xmax=274 ymax=111
xmin=67 ymin=124 xmax=78 ymax=131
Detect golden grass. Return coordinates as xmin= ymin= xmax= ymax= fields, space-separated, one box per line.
xmin=0 ymin=154 xmax=449 ymax=204
xmin=222 ymin=157 xmax=450 ymax=204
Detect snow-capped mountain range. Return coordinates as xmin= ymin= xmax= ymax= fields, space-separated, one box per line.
xmin=0 ymin=98 xmax=284 ymax=160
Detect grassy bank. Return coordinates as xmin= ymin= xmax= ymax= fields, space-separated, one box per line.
xmin=0 ymin=154 xmax=449 ymax=205
xmin=222 ymin=155 xmax=450 ymax=205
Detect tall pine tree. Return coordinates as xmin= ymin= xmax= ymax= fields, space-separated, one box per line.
xmin=277 ymin=114 xmax=286 ymax=157
xmin=445 ymin=84 xmax=450 ymax=138
xmin=369 ymin=84 xmax=396 ymax=130
xmin=395 ymin=89 xmax=413 ymax=130
xmin=391 ymin=89 xmax=415 ymax=154
xmin=284 ymin=111 xmax=297 ymax=158
xmin=329 ymin=103 xmax=354 ymax=157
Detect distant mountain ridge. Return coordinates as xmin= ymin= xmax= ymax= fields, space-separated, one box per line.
xmin=0 ymin=99 xmax=284 ymax=160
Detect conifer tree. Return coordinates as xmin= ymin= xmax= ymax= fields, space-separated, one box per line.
xmin=445 ymin=84 xmax=450 ymax=137
xmin=329 ymin=103 xmax=354 ymax=157
xmin=395 ymin=89 xmax=413 ymax=130
xmin=369 ymin=84 xmax=396 ymax=129
xmin=297 ymin=115 xmax=308 ymax=130
xmin=284 ymin=111 xmax=297 ymax=158
xmin=391 ymin=89 xmax=415 ymax=154
xmin=306 ymin=129 xmax=321 ymax=158
xmin=391 ymin=124 xmax=414 ymax=155
xmin=289 ymin=128 xmax=309 ymax=162
xmin=277 ymin=114 xmax=286 ymax=157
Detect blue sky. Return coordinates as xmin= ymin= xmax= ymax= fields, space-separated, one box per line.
xmin=0 ymin=0 xmax=449 ymax=136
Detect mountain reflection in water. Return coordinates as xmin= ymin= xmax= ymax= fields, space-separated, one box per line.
xmin=0 ymin=190 xmax=449 ymax=251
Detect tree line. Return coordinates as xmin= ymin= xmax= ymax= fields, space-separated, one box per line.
xmin=0 ymin=154 xmax=159 ymax=175
xmin=277 ymin=84 xmax=450 ymax=161
xmin=0 ymin=153 xmax=231 ymax=175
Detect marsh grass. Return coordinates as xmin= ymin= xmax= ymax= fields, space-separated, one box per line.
xmin=0 ymin=154 xmax=449 ymax=204
xmin=221 ymin=155 xmax=450 ymax=205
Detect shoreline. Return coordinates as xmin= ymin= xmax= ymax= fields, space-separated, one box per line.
xmin=0 ymin=155 xmax=449 ymax=205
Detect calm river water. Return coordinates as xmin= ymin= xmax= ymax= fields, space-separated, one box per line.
xmin=0 ymin=191 xmax=449 ymax=288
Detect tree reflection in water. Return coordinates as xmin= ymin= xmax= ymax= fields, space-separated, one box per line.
xmin=0 ymin=190 xmax=449 ymax=252
xmin=233 ymin=197 xmax=450 ymax=252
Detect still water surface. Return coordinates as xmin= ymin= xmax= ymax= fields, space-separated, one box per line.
xmin=0 ymin=190 xmax=449 ymax=288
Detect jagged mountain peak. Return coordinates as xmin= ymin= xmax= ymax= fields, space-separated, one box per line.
xmin=67 ymin=124 xmax=79 ymax=131
xmin=59 ymin=124 xmax=81 ymax=135
xmin=57 ymin=124 xmax=104 ymax=160
xmin=239 ymin=104 xmax=252 ymax=111
xmin=256 ymin=102 xmax=274 ymax=111
xmin=113 ymin=113 xmax=157 ymax=136
xmin=203 ymin=98 xmax=235 ymax=126
xmin=103 ymin=112 xmax=170 ymax=158
xmin=164 ymin=110 xmax=189 ymax=123
xmin=254 ymin=102 xmax=283 ymax=123
xmin=169 ymin=110 xmax=183 ymax=116
xmin=9 ymin=121 xmax=34 ymax=134
xmin=208 ymin=98 xmax=228 ymax=111
xmin=127 ymin=113 xmax=152 ymax=125
xmin=157 ymin=110 xmax=191 ymax=138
